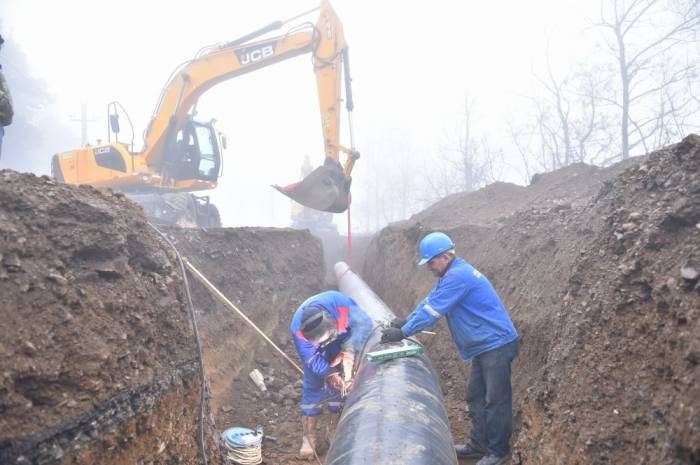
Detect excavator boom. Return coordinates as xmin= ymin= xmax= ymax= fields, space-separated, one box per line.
xmin=142 ymin=0 xmax=355 ymax=212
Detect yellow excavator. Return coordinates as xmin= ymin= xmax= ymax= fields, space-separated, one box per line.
xmin=51 ymin=0 xmax=358 ymax=227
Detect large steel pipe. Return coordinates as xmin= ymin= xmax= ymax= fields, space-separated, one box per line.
xmin=327 ymin=262 xmax=457 ymax=465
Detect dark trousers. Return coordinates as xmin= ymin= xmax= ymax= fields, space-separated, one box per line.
xmin=467 ymin=339 xmax=518 ymax=457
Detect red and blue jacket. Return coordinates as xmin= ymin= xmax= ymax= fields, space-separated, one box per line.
xmin=290 ymin=290 xmax=372 ymax=377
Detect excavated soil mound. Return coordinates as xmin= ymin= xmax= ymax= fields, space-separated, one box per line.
xmin=165 ymin=227 xmax=329 ymax=465
xmin=0 ymin=172 xmax=332 ymax=465
xmin=0 ymin=171 xmax=218 ymax=464
xmin=362 ymin=135 xmax=699 ymax=465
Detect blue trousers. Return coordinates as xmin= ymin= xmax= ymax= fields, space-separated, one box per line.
xmin=300 ymin=368 xmax=342 ymax=416
xmin=467 ymin=339 xmax=518 ymax=457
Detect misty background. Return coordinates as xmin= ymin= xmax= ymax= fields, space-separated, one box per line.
xmin=1 ymin=0 xmax=698 ymax=233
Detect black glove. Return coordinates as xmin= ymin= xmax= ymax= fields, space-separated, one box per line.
xmin=381 ymin=327 xmax=405 ymax=343
xmin=390 ymin=317 xmax=407 ymax=329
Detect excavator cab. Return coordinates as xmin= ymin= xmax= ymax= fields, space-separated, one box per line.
xmin=169 ymin=120 xmax=221 ymax=182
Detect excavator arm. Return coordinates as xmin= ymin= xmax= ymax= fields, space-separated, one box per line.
xmin=52 ymin=0 xmax=357 ymax=215
xmin=144 ymin=0 xmax=356 ymax=211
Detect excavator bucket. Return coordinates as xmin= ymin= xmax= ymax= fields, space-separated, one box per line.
xmin=273 ymin=160 xmax=351 ymax=213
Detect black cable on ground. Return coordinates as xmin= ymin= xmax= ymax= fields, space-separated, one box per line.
xmin=148 ymin=222 xmax=209 ymax=465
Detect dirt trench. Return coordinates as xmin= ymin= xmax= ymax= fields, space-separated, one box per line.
xmin=1 ymin=134 xmax=698 ymax=465
xmin=163 ymin=226 xmax=330 ymax=465
xmin=0 ymin=170 xmax=338 ymax=464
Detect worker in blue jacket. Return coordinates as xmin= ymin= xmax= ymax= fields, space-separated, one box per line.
xmin=381 ymin=232 xmax=518 ymax=465
xmin=291 ymin=290 xmax=372 ymax=459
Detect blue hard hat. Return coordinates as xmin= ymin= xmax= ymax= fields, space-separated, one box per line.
xmin=418 ymin=232 xmax=455 ymax=266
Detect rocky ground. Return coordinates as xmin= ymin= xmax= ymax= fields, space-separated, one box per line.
xmin=0 ymin=171 xmax=334 ymax=465
xmin=1 ymin=135 xmax=697 ymax=465
xmin=0 ymin=171 xmax=217 ymax=464
xmin=362 ymin=135 xmax=699 ymax=465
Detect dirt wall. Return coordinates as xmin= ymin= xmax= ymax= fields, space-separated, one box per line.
xmin=0 ymin=169 xmax=360 ymax=465
xmin=0 ymin=171 xmax=218 ymax=464
xmin=166 ymin=227 xmax=327 ymax=464
xmin=362 ymin=136 xmax=699 ymax=465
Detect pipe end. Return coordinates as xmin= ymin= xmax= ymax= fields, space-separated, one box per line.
xmin=333 ymin=261 xmax=350 ymax=283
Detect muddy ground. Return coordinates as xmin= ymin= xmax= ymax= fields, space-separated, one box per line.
xmin=363 ymin=135 xmax=699 ymax=465
xmin=1 ymin=135 xmax=697 ymax=465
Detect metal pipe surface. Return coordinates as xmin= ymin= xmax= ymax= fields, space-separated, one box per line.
xmin=327 ymin=262 xmax=457 ymax=465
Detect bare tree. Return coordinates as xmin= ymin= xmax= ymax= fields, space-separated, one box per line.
xmin=597 ymin=0 xmax=700 ymax=158
xmin=539 ymin=53 xmax=574 ymax=167
xmin=571 ymin=67 xmax=617 ymax=164
xmin=510 ymin=57 xmax=614 ymax=176
xmin=508 ymin=122 xmax=535 ymax=184
xmin=424 ymin=97 xmax=502 ymax=203
xmin=356 ymin=129 xmax=427 ymax=232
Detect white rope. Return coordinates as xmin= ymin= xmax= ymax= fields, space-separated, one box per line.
xmin=223 ymin=441 xmax=262 ymax=465
xmin=222 ymin=427 xmax=263 ymax=465
xmin=183 ymin=258 xmax=304 ymax=375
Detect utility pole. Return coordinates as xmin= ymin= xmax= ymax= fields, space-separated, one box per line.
xmin=69 ymin=103 xmax=98 ymax=147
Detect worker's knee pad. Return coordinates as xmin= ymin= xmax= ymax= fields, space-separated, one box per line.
xmin=301 ymin=403 xmax=324 ymax=416
xmin=327 ymin=401 xmax=343 ymax=414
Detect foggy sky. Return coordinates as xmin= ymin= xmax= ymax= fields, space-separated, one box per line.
xmin=1 ymin=0 xmax=600 ymax=230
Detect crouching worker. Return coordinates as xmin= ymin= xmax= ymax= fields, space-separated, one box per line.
xmin=290 ymin=290 xmax=372 ymax=460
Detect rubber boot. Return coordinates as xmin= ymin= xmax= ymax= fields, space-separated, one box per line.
xmin=299 ymin=415 xmax=318 ymax=460
xmin=326 ymin=413 xmax=340 ymax=442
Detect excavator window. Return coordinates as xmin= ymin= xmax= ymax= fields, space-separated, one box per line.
xmin=170 ymin=121 xmax=220 ymax=181
xmin=172 ymin=128 xmax=199 ymax=180
xmin=194 ymin=124 xmax=219 ymax=180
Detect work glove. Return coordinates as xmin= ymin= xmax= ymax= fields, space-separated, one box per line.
xmin=380 ymin=327 xmax=405 ymax=343
xmin=341 ymin=350 xmax=355 ymax=383
xmin=390 ymin=317 xmax=407 ymax=329
xmin=329 ymin=353 xmax=343 ymax=367
xmin=326 ymin=372 xmax=346 ymax=393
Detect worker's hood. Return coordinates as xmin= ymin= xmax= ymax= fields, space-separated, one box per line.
xmin=300 ymin=308 xmax=338 ymax=346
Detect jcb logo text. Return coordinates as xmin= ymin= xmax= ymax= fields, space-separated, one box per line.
xmin=236 ymin=43 xmax=276 ymax=66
